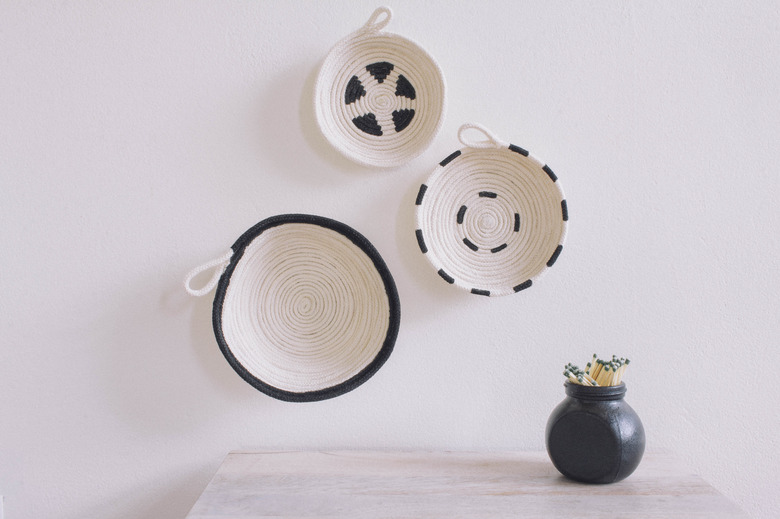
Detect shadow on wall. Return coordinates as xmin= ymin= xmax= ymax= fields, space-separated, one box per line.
xmin=296 ymin=58 xmax=368 ymax=178
xmin=394 ymin=174 xmax=473 ymax=320
xmin=95 ymin=263 xmax=267 ymax=439
xmin=54 ymin=263 xmax=277 ymax=519
xmin=249 ymin=58 xmax=369 ymax=184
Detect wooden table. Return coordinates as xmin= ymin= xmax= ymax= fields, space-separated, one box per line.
xmin=186 ymin=451 xmax=747 ymax=518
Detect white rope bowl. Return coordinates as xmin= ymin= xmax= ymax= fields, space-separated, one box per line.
xmin=315 ymin=6 xmax=446 ymax=168
xmin=415 ymin=124 xmax=569 ymax=297
xmin=185 ymin=214 xmax=400 ymax=402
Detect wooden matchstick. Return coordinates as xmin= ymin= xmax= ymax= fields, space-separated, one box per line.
xmin=590 ymin=360 xmax=603 ymax=381
xmin=582 ymin=373 xmax=599 ymax=386
xmin=562 ymin=356 xmax=631 ymax=386
xmin=597 ymin=364 xmax=611 ymax=386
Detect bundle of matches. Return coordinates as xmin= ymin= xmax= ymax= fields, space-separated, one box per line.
xmin=563 ymin=355 xmax=630 ymax=387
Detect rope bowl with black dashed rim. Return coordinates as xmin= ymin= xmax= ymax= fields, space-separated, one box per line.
xmin=415 ymin=123 xmax=569 ymax=297
xmin=314 ymin=6 xmax=446 ymax=168
xmin=184 ymin=214 xmax=401 ymax=402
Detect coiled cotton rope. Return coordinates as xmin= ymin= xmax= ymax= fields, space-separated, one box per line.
xmin=185 ymin=214 xmax=400 ymax=402
xmin=315 ymin=6 xmax=446 ymax=168
xmin=415 ymin=124 xmax=569 ymax=297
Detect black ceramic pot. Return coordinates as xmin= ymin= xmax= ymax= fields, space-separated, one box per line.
xmin=545 ymin=381 xmax=645 ymax=484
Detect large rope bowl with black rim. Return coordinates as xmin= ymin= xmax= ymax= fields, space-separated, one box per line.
xmin=185 ymin=214 xmax=400 ymax=402
xmin=415 ymin=124 xmax=569 ymax=297
xmin=315 ymin=6 xmax=446 ymax=168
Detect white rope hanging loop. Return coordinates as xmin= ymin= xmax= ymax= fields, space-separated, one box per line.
xmin=457 ymin=123 xmax=505 ymax=149
xmin=360 ymin=6 xmax=392 ymax=33
xmin=185 ymin=214 xmax=400 ymax=402
xmin=184 ymin=250 xmax=233 ymax=296
xmin=314 ymin=6 xmax=446 ymax=168
xmin=414 ymin=123 xmax=569 ymax=297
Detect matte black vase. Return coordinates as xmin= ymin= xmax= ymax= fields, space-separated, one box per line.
xmin=545 ymin=381 xmax=645 ymax=484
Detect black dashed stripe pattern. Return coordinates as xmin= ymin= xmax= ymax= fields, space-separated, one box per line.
xmin=415 ymin=184 xmax=427 ymax=206
xmin=439 ymin=150 xmax=461 ymax=167
xmin=547 ymin=244 xmax=563 ymax=267
xmin=508 ymin=143 xmax=529 ymax=156
xmin=438 ymin=269 xmax=455 ymax=284
xmin=543 ymin=164 xmax=557 ymax=182
xmin=417 ymin=140 xmax=568 ymax=296
xmin=456 ymin=205 xmax=467 ymax=224
xmin=462 ymin=238 xmax=479 ymax=251
xmin=415 ymin=229 xmax=427 ymax=253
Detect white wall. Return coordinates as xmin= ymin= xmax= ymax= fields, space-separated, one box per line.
xmin=1 ymin=1 xmax=778 ymax=517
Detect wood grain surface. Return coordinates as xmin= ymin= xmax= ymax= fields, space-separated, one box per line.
xmin=186 ymin=451 xmax=747 ymax=518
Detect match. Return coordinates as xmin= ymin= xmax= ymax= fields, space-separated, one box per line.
xmin=562 ymin=354 xmax=630 ymax=386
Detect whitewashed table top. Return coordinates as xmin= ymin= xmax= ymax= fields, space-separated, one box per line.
xmin=186 ymin=451 xmax=747 ymax=519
